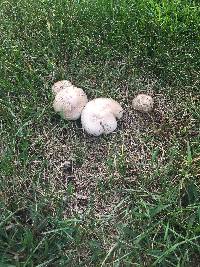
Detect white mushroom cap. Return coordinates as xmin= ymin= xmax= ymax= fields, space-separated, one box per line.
xmin=81 ymin=98 xmax=123 ymax=136
xmin=132 ymin=94 xmax=154 ymax=112
xmin=53 ymin=86 xmax=88 ymax=120
xmin=52 ymin=80 xmax=72 ymax=95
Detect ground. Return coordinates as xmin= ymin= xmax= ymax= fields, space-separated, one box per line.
xmin=0 ymin=0 xmax=200 ymax=266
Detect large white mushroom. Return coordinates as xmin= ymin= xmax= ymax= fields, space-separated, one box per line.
xmin=53 ymin=86 xmax=88 ymax=120
xmin=52 ymin=80 xmax=73 ymax=95
xmin=81 ymin=98 xmax=123 ymax=136
xmin=132 ymin=94 xmax=154 ymax=112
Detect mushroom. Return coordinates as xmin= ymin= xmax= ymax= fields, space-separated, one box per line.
xmin=81 ymin=98 xmax=123 ymax=136
xmin=132 ymin=94 xmax=154 ymax=112
xmin=52 ymin=80 xmax=72 ymax=95
xmin=53 ymin=86 xmax=88 ymax=120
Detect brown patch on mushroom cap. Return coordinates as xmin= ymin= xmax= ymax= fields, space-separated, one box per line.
xmin=52 ymin=80 xmax=73 ymax=95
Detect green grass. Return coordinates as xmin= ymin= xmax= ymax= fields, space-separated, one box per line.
xmin=0 ymin=0 xmax=200 ymax=266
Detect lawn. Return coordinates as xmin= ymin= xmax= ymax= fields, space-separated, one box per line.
xmin=0 ymin=0 xmax=200 ymax=266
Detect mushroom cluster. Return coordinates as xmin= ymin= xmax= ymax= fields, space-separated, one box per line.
xmin=52 ymin=80 xmax=123 ymax=135
xmin=52 ymin=80 xmax=154 ymax=136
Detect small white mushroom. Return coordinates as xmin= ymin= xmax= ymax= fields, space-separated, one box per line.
xmin=132 ymin=94 xmax=154 ymax=112
xmin=53 ymin=86 xmax=88 ymax=120
xmin=52 ymin=80 xmax=72 ymax=95
xmin=81 ymin=98 xmax=123 ymax=136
